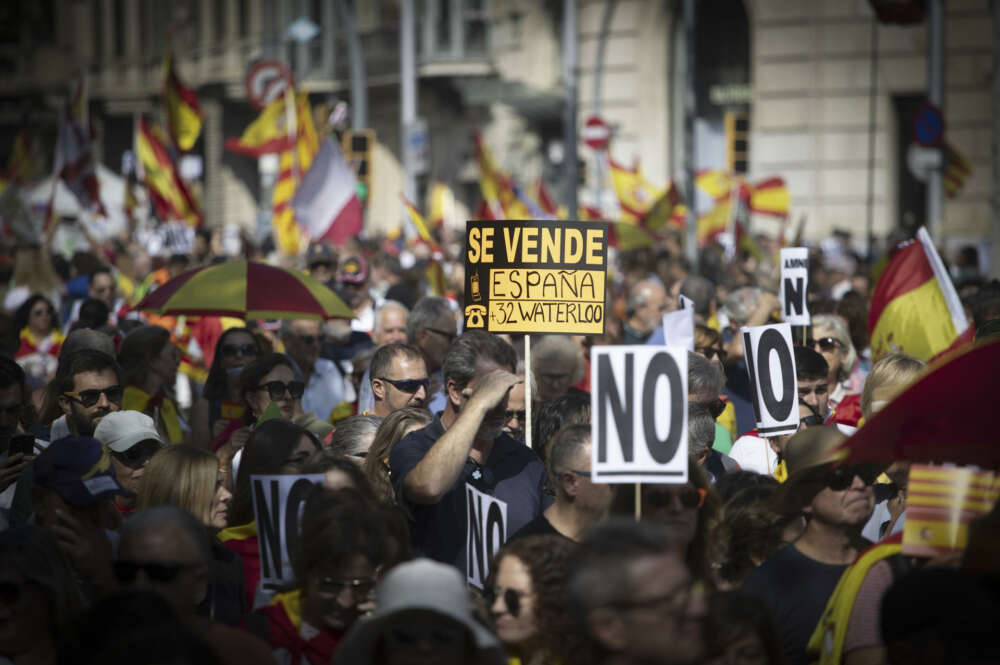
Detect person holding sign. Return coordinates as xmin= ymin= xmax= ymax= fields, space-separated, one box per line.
xmin=389 ymin=331 xmax=548 ymax=574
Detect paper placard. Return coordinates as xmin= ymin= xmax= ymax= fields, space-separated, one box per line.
xmin=466 ymin=484 xmax=507 ymax=589
xmin=780 ymin=247 xmax=810 ymax=326
xmin=463 ymin=219 xmax=609 ymax=334
xmin=591 ymin=345 xmax=689 ymax=484
xmin=661 ymin=307 xmax=695 ymax=352
xmin=251 ymin=474 xmax=325 ymax=591
xmin=741 ymin=323 xmax=799 ymax=437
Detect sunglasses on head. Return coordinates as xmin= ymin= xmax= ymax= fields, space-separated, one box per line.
xmin=113 ymin=560 xmax=197 ymax=584
xmin=485 ymin=587 xmax=527 ymax=618
xmin=824 ymin=463 xmax=882 ymax=491
xmin=696 ymin=346 xmax=727 ymax=363
xmin=807 ymin=337 xmax=842 ymax=352
xmin=112 ymin=440 xmax=161 ymax=469
xmin=644 ymin=486 xmax=707 ymax=509
xmin=378 ymin=376 xmax=429 ymax=394
xmin=257 ymin=380 xmax=305 ymax=400
xmin=220 ymin=343 xmax=258 ymax=359
xmin=63 ymin=385 xmax=124 ymax=408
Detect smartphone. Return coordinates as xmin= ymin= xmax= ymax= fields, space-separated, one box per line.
xmin=9 ymin=434 xmax=35 ymax=457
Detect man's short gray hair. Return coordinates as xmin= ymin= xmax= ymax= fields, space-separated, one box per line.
xmin=680 ymin=276 xmax=715 ymax=317
xmin=722 ymin=287 xmax=764 ymax=328
xmin=626 ymin=277 xmax=665 ymax=316
xmin=375 ymin=300 xmax=409 ymax=331
xmin=532 ymin=335 xmax=584 ymax=384
xmin=687 ymin=402 xmax=715 ymax=459
xmin=329 ymin=414 xmax=383 ymax=457
xmin=688 ymin=351 xmax=726 ymax=399
xmin=406 ymin=296 xmax=452 ymax=344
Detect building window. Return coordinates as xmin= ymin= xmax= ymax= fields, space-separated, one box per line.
xmin=215 ymin=0 xmax=227 ymax=41
xmin=92 ymin=0 xmax=104 ymax=62
xmin=238 ymin=0 xmax=249 ymax=37
xmin=112 ymin=0 xmax=125 ymax=58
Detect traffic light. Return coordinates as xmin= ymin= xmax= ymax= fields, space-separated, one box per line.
xmin=725 ymin=111 xmax=749 ymax=175
xmin=342 ymin=129 xmax=375 ymax=205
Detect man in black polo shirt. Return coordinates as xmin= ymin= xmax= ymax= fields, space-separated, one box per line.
xmin=389 ymin=331 xmax=549 ymax=573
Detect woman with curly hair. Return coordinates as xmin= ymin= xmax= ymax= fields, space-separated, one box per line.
xmin=486 ymin=535 xmax=579 ymax=665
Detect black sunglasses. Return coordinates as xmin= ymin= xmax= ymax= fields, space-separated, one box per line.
xmin=111 ymin=440 xmax=161 ymax=469
xmin=825 ymin=464 xmax=882 ymax=491
xmin=220 ymin=343 xmax=258 ymax=359
xmin=316 ymin=576 xmax=378 ymax=598
xmin=113 ymin=560 xmax=198 ymax=584
xmin=257 ymin=380 xmax=305 ymax=400
xmin=378 ymin=376 xmax=429 ymax=394
xmin=807 ymin=337 xmax=842 ymax=352
xmin=485 ymin=587 xmax=526 ymax=618
xmin=63 ymin=385 xmax=124 ymax=408
xmin=504 ymin=409 xmax=526 ymax=423
xmin=696 ymin=346 xmax=727 ymax=363
xmin=644 ymin=487 xmax=707 ymax=509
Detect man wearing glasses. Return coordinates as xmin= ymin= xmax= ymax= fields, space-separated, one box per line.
xmin=567 ymin=520 xmax=709 ymax=665
xmin=368 ymin=343 xmax=428 ymax=418
xmin=406 ymin=296 xmax=458 ymax=414
xmin=55 ymin=349 xmax=123 ymax=437
xmin=281 ymin=319 xmax=349 ymax=423
xmin=94 ymin=410 xmax=163 ymax=516
xmin=743 ymin=427 xmax=877 ymax=665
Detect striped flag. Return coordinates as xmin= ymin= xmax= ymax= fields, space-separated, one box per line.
xmin=943 ymin=142 xmax=971 ymax=198
xmin=868 ymin=227 xmax=974 ymax=361
xmin=609 ymin=158 xmax=662 ymax=223
xmin=401 ymin=194 xmax=437 ymax=247
xmin=903 ymin=464 xmax=999 ymax=557
xmin=747 ymin=177 xmax=789 ymax=217
xmin=53 ymin=77 xmax=106 ymax=220
xmin=400 ymin=196 xmax=446 ymax=295
xmin=428 ymin=182 xmax=455 ymax=229
xmin=474 ymin=135 xmax=530 ymax=219
xmin=291 ymin=137 xmax=363 ymax=247
xmin=135 ymin=116 xmax=201 ymax=226
xmin=163 ymin=49 xmax=202 ymax=151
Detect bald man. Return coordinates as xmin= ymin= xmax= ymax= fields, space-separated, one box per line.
xmin=624 ymin=278 xmax=669 ymax=344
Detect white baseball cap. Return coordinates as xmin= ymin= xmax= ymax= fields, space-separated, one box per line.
xmin=94 ymin=410 xmax=163 ymax=453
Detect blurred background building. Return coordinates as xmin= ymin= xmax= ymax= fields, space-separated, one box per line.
xmin=0 ymin=0 xmax=995 ymax=267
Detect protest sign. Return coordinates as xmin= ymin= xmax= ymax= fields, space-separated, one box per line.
xmin=742 ymin=323 xmax=799 ymax=437
xmin=661 ymin=307 xmax=694 ymax=352
xmin=466 ymin=483 xmax=507 ymax=589
xmin=463 ymin=219 xmax=609 ymax=334
xmin=591 ymin=345 xmax=688 ymax=484
xmin=251 ymin=474 xmax=325 ymax=591
xmin=779 ymin=247 xmax=810 ymax=326
xmin=678 ymin=293 xmax=695 ymax=312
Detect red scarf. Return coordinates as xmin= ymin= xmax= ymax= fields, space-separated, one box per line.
xmin=257 ymin=590 xmax=342 ymax=665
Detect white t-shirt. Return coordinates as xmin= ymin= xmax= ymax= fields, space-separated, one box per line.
xmin=728 ymin=434 xmax=779 ymax=476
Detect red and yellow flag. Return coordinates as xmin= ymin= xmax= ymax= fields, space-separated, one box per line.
xmin=4 ymin=130 xmax=37 ymax=185
xmin=135 ymin=116 xmax=202 ymax=227
xmin=401 ymin=195 xmax=436 ymax=248
xmin=747 ymin=177 xmax=789 ymax=217
xmin=868 ymin=227 xmax=974 ymax=361
xmin=163 ymin=50 xmax=202 ymax=152
xmin=225 ymin=91 xmax=312 ymax=157
xmin=609 ymin=158 xmax=662 ymax=223
xmin=903 ymin=464 xmax=999 ymax=557
xmin=427 ymin=182 xmax=454 ymax=229
xmin=474 ymin=135 xmax=530 ymax=220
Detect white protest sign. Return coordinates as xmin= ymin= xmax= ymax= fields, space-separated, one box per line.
xmin=591 ymin=345 xmax=688 ymax=484
xmin=678 ymin=294 xmax=695 ymax=312
xmin=466 ymin=484 xmax=507 ymax=589
xmin=779 ymin=247 xmax=810 ymax=325
xmin=661 ymin=307 xmax=695 ymax=352
xmin=741 ymin=323 xmax=799 ymax=437
xmin=251 ymin=474 xmax=325 ymax=592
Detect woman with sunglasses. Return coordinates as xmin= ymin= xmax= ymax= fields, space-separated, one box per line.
xmin=809 ymin=315 xmax=863 ymax=412
xmin=0 ymin=526 xmax=82 ymax=665
xmin=363 ymin=408 xmax=433 ymax=505
xmin=220 ymin=419 xmax=320 ymax=611
xmin=14 ymin=295 xmax=64 ymax=391
xmin=191 ymin=327 xmax=259 ymax=450
xmin=118 ymin=325 xmax=186 ymax=444
xmin=486 ymin=535 xmax=579 ymax=665
xmin=137 ymin=444 xmax=243 ymax=625
xmin=246 ymin=488 xmax=410 ymax=665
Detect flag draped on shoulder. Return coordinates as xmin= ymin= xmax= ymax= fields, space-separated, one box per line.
xmin=868 ymin=227 xmax=974 ymax=362
xmin=54 ymin=78 xmax=105 ymax=219
xmin=291 ymin=137 xmax=362 ymax=247
xmin=163 ymin=49 xmax=203 ymax=152
xmin=135 ymin=116 xmax=202 ymax=227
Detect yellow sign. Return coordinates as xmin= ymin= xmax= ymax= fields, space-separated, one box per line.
xmin=464 ymin=220 xmax=609 ymax=334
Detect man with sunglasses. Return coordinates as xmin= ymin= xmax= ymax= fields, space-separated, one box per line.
xmin=117 ymin=506 xmax=274 ymax=665
xmin=94 ymin=410 xmax=163 ymax=516
xmin=369 ymin=343 xmax=428 ymax=418
xmin=54 ymin=349 xmax=123 ymax=437
xmin=407 ymin=296 xmax=458 ymax=414
xmin=743 ymin=427 xmax=878 ymax=665
xmin=567 ymin=520 xmax=709 ymax=665
xmin=390 ymin=331 xmax=548 ymax=574
xmin=729 ymin=347 xmax=830 ymax=478
xmin=281 ymin=319 xmax=350 ymax=423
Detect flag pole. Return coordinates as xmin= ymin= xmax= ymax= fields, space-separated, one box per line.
xmin=634 ymin=482 xmax=642 ymax=520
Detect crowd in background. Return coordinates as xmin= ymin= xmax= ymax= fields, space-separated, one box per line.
xmin=0 ymin=218 xmax=996 ymax=665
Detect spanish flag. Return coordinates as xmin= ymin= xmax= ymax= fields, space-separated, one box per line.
xmin=163 ymin=50 xmax=202 ymax=152
xmin=400 ymin=196 xmax=446 ymax=295
xmin=474 ymin=135 xmax=530 ymax=220
xmin=225 ymin=91 xmax=313 ymax=157
xmin=135 ymin=116 xmax=202 ymax=227
xmin=747 ymin=177 xmax=789 ymax=218
xmin=427 ymin=182 xmax=454 ymax=229
xmin=640 ymin=182 xmax=683 ymax=233
xmin=868 ymin=227 xmax=974 ymax=361
xmin=401 ymin=195 xmax=436 ymax=247
xmin=609 ymin=158 xmax=662 ymax=223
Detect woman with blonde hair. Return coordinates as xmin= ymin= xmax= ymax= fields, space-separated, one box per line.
xmin=810 ymin=313 xmax=862 ymax=410
xmin=4 ymin=246 xmax=62 ymax=313
xmin=137 ymin=444 xmax=243 ymax=624
xmin=363 ymin=407 xmax=432 ymax=504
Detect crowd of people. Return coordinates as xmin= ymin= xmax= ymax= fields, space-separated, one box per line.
xmin=0 ymin=219 xmax=997 ymax=665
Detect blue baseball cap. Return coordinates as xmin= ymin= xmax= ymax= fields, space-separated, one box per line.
xmin=33 ymin=436 xmax=127 ymax=506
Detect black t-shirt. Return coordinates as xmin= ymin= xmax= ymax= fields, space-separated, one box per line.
xmin=742 ymin=544 xmax=849 ymax=665
xmin=389 ymin=414 xmax=550 ymax=574
xmin=509 ymin=512 xmax=569 ymax=542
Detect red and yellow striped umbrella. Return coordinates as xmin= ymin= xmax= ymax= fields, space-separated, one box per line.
xmin=136 ymin=260 xmax=353 ymax=321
